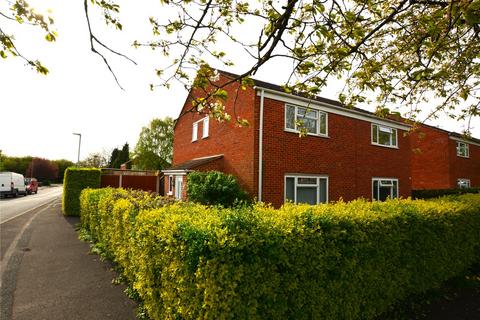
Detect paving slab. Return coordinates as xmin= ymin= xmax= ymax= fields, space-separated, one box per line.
xmin=1 ymin=199 xmax=136 ymax=320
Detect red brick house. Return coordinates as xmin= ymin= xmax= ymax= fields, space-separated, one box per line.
xmin=410 ymin=125 xmax=480 ymax=190
xmin=163 ymin=70 xmax=414 ymax=207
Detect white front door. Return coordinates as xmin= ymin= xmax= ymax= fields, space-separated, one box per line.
xmin=175 ymin=176 xmax=183 ymax=199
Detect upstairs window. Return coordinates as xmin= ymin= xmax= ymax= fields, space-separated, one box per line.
xmin=285 ymin=175 xmax=328 ymax=205
xmin=372 ymin=124 xmax=397 ymax=147
xmin=372 ymin=178 xmax=398 ymax=201
xmin=192 ymin=117 xmax=209 ymax=142
xmin=285 ymin=104 xmax=327 ymax=136
xmin=457 ymin=178 xmax=471 ymax=189
xmin=456 ymin=141 xmax=469 ymax=158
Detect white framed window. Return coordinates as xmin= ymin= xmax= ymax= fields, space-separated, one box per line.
xmin=192 ymin=122 xmax=198 ymax=141
xmin=285 ymin=104 xmax=327 ymax=136
xmin=457 ymin=178 xmax=471 ymax=189
xmin=285 ymin=175 xmax=328 ymax=205
xmin=202 ymin=117 xmax=209 ymax=138
xmin=192 ymin=117 xmax=209 ymax=142
xmin=372 ymin=178 xmax=398 ymax=201
xmin=456 ymin=141 xmax=469 ymax=158
xmin=372 ymin=124 xmax=397 ymax=148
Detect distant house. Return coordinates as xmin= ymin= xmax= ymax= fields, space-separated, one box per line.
xmin=410 ymin=125 xmax=480 ymax=190
xmin=163 ymin=70 xmax=414 ymax=207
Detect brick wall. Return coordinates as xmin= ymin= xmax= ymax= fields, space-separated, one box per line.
xmin=172 ymin=73 xmax=257 ymax=195
xmin=260 ymin=98 xmax=412 ymax=207
xmin=410 ymin=126 xmax=451 ymax=189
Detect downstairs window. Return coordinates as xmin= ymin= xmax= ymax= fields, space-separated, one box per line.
xmin=285 ymin=175 xmax=328 ymax=205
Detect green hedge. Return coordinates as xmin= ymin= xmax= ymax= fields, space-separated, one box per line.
xmin=62 ymin=167 xmax=101 ymax=216
xmin=80 ymin=189 xmax=480 ymax=320
xmin=412 ymin=187 xmax=480 ymax=199
xmin=187 ymin=171 xmax=250 ymax=207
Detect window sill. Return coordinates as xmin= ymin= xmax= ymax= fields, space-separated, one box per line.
xmin=284 ymin=129 xmax=329 ymax=138
xmin=371 ymin=142 xmax=398 ymax=149
xmin=191 ymin=139 xmax=198 ymax=143
xmin=456 ymin=155 xmax=470 ymax=159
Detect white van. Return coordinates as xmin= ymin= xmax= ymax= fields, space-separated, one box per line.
xmin=0 ymin=172 xmax=27 ymax=198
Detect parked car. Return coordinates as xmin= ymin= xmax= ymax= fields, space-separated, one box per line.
xmin=25 ymin=177 xmax=39 ymax=194
xmin=0 ymin=172 xmax=27 ymax=198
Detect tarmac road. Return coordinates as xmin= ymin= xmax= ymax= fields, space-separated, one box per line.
xmin=0 ymin=186 xmax=63 ymax=224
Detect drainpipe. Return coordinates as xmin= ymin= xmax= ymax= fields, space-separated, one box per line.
xmin=258 ymin=89 xmax=265 ymax=202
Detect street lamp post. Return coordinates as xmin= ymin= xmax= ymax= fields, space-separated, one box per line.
xmin=73 ymin=133 xmax=81 ymax=165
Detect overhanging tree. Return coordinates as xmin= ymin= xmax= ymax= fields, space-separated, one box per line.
xmin=5 ymin=0 xmax=480 ymax=128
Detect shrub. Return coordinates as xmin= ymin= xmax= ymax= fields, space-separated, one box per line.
xmin=80 ymin=190 xmax=480 ymax=320
xmin=186 ymin=171 xmax=250 ymax=207
xmin=62 ymin=167 xmax=101 ymax=216
xmin=412 ymin=187 xmax=480 ymax=199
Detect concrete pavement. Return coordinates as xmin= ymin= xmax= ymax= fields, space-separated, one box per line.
xmin=1 ymin=197 xmax=136 ymax=320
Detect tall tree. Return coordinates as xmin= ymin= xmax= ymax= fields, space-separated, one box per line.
xmin=108 ymin=143 xmax=130 ymax=168
xmin=53 ymin=159 xmax=75 ymax=182
xmin=26 ymin=157 xmax=58 ymax=182
xmin=79 ymin=152 xmax=108 ymax=168
xmin=134 ymin=117 xmax=174 ymax=170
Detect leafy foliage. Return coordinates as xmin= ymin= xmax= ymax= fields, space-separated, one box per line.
xmin=26 ymin=157 xmax=59 ymax=182
xmin=81 ymin=188 xmax=480 ymax=320
xmin=53 ymin=159 xmax=75 ymax=183
xmin=79 ymin=152 xmax=109 ymax=168
xmin=0 ymin=0 xmax=55 ymax=74
xmin=186 ymin=171 xmax=250 ymax=207
xmin=137 ymin=0 xmax=480 ymax=127
xmin=1 ymin=155 xmax=32 ymax=175
xmin=108 ymin=143 xmax=130 ymax=168
xmin=62 ymin=167 xmax=100 ymax=216
xmin=412 ymin=187 xmax=480 ymax=199
xmin=133 ymin=117 xmax=174 ymax=170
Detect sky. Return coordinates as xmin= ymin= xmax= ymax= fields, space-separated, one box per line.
xmin=1 ymin=0 xmax=478 ymax=163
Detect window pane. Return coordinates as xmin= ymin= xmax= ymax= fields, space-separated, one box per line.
xmin=286 ymin=177 xmax=295 ymax=201
xmin=380 ymin=180 xmax=393 ymax=186
xmin=379 ymin=126 xmax=392 ymax=133
xmin=297 ymin=187 xmax=317 ymax=205
xmin=286 ymin=106 xmax=295 ymax=129
xmin=302 ymin=118 xmax=317 ymax=133
xmin=392 ymin=181 xmax=398 ymax=198
xmin=391 ymin=129 xmax=397 ymax=146
xmin=373 ymin=180 xmax=379 ymax=200
xmin=298 ymin=177 xmax=317 ymax=185
xmin=372 ymin=125 xmax=378 ymax=143
xmin=378 ymin=130 xmax=392 ymax=146
xmin=192 ymin=122 xmax=198 ymax=141
xmin=319 ymin=113 xmax=327 ymax=134
xmin=319 ymin=178 xmax=327 ymax=203
xmin=297 ymin=107 xmax=317 ymax=119
xmin=202 ymin=117 xmax=209 ymax=138
xmin=457 ymin=179 xmax=470 ymax=189
xmin=379 ymin=186 xmax=392 ymax=201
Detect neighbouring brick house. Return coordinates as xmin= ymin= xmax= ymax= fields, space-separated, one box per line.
xmin=163 ymin=70 xmax=415 ymax=207
xmin=410 ymin=125 xmax=480 ymax=190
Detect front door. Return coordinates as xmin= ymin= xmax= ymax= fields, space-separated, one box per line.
xmin=175 ymin=176 xmax=183 ymax=199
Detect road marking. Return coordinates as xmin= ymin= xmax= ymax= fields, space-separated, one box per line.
xmin=0 ymin=195 xmax=61 ymax=225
